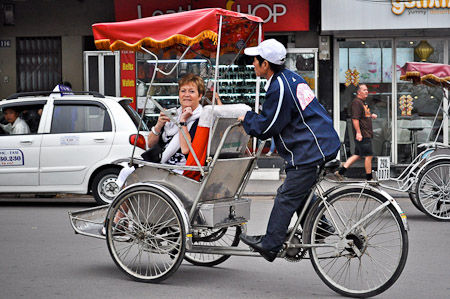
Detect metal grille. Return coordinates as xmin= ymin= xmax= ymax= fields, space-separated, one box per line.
xmin=16 ymin=37 xmax=62 ymax=92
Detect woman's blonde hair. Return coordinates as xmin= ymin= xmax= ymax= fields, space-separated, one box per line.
xmin=178 ymin=73 xmax=205 ymax=97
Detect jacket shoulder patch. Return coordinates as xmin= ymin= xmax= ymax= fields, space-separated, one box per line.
xmin=296 ymin=83 xmax=315 ymax=110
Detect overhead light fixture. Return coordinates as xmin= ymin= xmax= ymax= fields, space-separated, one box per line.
xmin=431 ymin=96 xmax=434 ymax=99
xmin=414 ymin=40 xmax=434 ymax=62
xmin=409 ymin=41 xmax=414 ymax=45
xmin=361 ymin=41 xmax=366 ymax=45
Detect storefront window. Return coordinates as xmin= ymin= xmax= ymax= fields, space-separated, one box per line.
xmin=396 ymin=40 xmax=444 ymax=163
xmin=338 ymin=40 xmax=392 ymax=161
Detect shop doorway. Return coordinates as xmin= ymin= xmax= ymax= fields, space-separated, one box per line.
xmin=83 ymin=51 xmax=120 ymax=96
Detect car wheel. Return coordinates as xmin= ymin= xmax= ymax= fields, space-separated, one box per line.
xmin=92 ymin=168 xmax=121 ymax=205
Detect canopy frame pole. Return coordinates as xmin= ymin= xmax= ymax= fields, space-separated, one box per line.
xmin=207 ymin=15 xmax=223 ymax=159
xmin=443 ymin=83 xmax=449 ymax=145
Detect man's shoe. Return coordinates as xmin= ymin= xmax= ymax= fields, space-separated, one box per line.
xmin=265 ymin=151 xmax=273 ymax=157
xmin=240 ymin=234 xmax=277 ymax=262
xmin=334 ymin=171 xmax=345 ymax=181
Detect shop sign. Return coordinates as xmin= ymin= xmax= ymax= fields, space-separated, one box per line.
xmin=392 ymin=1 xmax=450 ymax=15
xmin=114 ymin=0 xmax=309 ymax=32
xmin=322 ymin=0 xmax=450 ymax=31
xmin=120 ymin=51 xmax=137 ymax=110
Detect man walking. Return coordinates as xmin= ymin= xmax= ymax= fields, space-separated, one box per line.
xmin=238 ymin=39 xmax=340 ymax=262
xmin=335 ymin=84 xmax=377 ymax=181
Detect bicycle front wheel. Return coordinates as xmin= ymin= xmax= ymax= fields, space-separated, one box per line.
xmin=306 ymin=188 xmax=408 ymax=298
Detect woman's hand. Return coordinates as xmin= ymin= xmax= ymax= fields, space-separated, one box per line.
xmin=180 ymin=107 xmax=193 ymax=122
xmin=155 ymin=110 xmax=172 ymax=130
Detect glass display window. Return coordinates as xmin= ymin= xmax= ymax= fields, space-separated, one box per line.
xmin=338 ymin=40 xmax=392 ymax=161
xmin=396 ymin=40 xmax=444 ymax=163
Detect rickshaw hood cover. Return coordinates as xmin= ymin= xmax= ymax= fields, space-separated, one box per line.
xmin=400 ymin=62 xmax=450 ymax=89
xmin=92 ymin=8 xmax=263 ymax=53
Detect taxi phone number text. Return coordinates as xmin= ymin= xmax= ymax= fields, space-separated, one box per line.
xmin=0 ymin=155 xmax=22 ymax=162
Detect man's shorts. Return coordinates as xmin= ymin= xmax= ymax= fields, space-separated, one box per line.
xmin=354 ymin=138 xmax=373 ymax=157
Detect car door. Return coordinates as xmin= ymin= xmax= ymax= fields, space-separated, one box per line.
xmin=39 ymin=100 xmax=114 ymax=186
xmin=0 ymin=101 xmax=46 ymax=188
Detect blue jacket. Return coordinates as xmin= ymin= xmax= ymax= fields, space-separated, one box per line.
xmin=243 ymin=69 xmax=340 ymax=167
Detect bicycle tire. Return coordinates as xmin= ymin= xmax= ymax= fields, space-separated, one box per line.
xmin=415 ymin=161 xmax=450 ymax=221
xmin=408 ymin=186 xmax=425 ymax=213
xmin=305 ymin=188 xmax=408 ymax=298
xmin=106 ymin=186 xmax=186 ymax=283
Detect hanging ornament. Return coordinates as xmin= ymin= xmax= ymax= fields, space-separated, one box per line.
xmin=345 ymin=69 xmax=352 ymax=87
xmin=352 ymin=69 xmax=360 ymax=86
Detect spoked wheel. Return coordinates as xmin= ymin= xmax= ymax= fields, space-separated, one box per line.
xmin=305 ymin=188 xmax=408 ymax=298
xmin=185 ymin=226 xmax=241 ymax=267
xmin=106 ymin=186 xmax=186 ymax=283
xmin=415 ymin=162 xmax=450 ymax=221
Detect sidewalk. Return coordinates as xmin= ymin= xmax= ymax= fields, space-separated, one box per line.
xmin=243 ymin=177 xmax=408 ymax=199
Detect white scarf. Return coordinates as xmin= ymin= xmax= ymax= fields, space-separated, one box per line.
xmin=160 ymin=105 xmax=203 ymax=164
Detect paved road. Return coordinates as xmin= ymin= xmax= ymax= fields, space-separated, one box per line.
xmin=0 ymin=195 xmax=449 ymax=299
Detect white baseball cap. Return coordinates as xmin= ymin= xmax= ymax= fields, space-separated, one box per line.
xmin=244 ymin=39 xmax=286 ymax=65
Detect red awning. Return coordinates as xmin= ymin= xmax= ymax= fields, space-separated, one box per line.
xmin=400 ymin=62 xmax=450 ymax=89
xmin=93 ymin=8 xmax=263 ymax=56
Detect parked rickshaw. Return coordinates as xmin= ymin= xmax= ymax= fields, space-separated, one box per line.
xmin=378 ymin=62 xmax=450 ymax=221
xmin=69 ymin=8 xmax=408 ymax=298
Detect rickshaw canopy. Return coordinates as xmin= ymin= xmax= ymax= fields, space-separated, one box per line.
xmin=400 ymin=62 xmax=450 ymax=89
xmin=93 ymin=8 xmax=263 ymax=56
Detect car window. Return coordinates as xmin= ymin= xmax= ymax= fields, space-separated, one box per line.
xmin=119 ymin=100 xmax=149 ymax=131
xmin=0 ymin=103 xmax=44 ymax=135
xmin=51 ymin=104 xmax=112 ymax=133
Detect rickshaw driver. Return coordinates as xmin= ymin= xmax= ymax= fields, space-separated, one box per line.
xmin=238 ymin=39 xmax=341 ymax=262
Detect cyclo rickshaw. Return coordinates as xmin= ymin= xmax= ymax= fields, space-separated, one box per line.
xmin=69 ymin=8 xmax=408 ymax=298
xmin=377 ymin=62 xmax=450 ymax=221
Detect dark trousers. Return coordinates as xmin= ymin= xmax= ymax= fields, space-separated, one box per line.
xmin=261 ymin=164 xmax=321 ymax=252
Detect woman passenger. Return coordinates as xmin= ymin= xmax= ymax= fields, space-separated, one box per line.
xmin=147 ymin=73 xmax=204 ymax=170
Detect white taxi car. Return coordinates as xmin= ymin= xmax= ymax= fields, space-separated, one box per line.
xmin=0 ymin=89 xmax=149 ymax=204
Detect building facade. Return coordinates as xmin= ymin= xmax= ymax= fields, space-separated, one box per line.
xmin=322 ymin=0 xmax=450 ymax=164
xmin=0 ymin=0 xmax=115 ymax=98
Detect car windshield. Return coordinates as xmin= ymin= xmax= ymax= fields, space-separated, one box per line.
xmin=120 ymin=100 xmax=149 ymax=131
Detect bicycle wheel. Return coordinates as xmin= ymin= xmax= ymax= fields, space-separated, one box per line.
xmin=306 ymin=188 xmax=408 ymax=298
xmin=106 ymin=186 xmax=186 ymax=283
xmin=185 ymin=226 xmax=241 ymax=267
xmin=415 ymin=161 xmax=450 ymax=221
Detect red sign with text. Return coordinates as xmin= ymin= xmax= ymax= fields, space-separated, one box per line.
xmin=120 ymin=51 xmax=136 ymax=110
xmin=114 ymin=0 xmax=309 ymax=32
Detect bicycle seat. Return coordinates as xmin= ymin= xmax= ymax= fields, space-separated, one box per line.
xmin=324 ymin=159 xmax=341 ymax=170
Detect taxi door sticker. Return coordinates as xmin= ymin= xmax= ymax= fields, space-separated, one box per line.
xmin=60 ymin=135 xmax=80 ymax=145
xmin=0 ymin=149 xmax=24 ymax=166
xmin=296 ymin=83 xmax=315 ymax=110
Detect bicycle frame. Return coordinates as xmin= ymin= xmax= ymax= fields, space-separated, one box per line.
xmin=280 ymin=167 xmax=409 ymax=257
